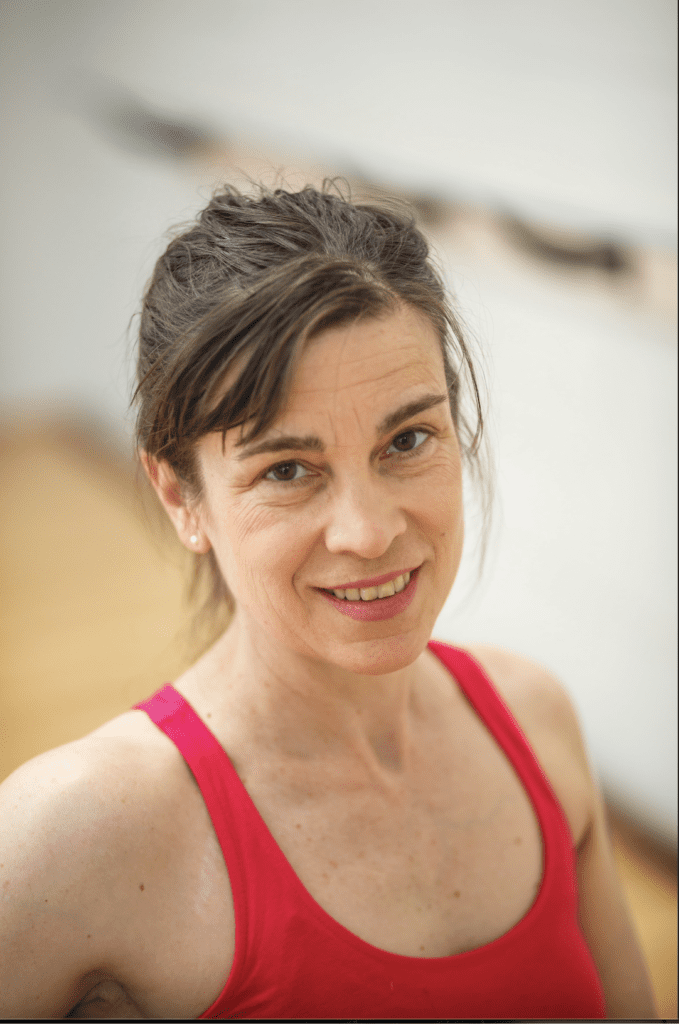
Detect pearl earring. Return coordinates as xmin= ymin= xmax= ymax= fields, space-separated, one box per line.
xmin=190 ymin=534 xmax=199 ymax=545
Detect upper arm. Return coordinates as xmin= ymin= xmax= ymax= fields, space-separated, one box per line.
xmin=465 ymin=643 xmax=658 ymax=1019
xmin=575 ymin=786 xmax=658 ymax=1018
xmin=0 ymin=747 xmax=139 ymax=1019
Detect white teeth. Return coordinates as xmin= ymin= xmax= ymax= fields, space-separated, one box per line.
xmin=330 ymin=571 xmax=414 ymax=602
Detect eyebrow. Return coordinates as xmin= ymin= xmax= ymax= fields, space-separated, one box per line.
xmin=377 ymin=392 xmax=448 ymax=435
xmin=235 ymin=392 xmax=449 ymax=462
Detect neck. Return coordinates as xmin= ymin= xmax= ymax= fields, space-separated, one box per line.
xmin=192 ymin=608 xmax=433 ymax=775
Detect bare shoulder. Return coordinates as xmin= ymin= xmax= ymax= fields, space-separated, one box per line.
xmin=463 ymin=643 xmax=595 ymax=846
xmin=464 ymin=643 xmax=588 ymax=756
xmin=0 ymin=712 xmax=187 ymax=1018
xmin=0 ymin=709 xmax=180 ymax=848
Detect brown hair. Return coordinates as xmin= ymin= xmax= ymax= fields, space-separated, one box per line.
xmin=134 ymin=180 xmax=489 ymax=619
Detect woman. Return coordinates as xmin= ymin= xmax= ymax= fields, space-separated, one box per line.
xmin=0 ymin=184 xmax=656 ymax=1019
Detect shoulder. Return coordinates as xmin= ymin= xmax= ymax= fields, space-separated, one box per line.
xmin=0 ymin=710 xmax=182 ymax=849
xmin=0 ymin=707 xmax=200 ymax=891
xmin=462 ymin=643 xmax=588 ymax=757
xmin=0 ymin=714 xmax=188 ymax=1017
xmin=461 ymin=643 xmax=596 ymax=846
xmin=0 ymin=709 xmax=182 ymax=892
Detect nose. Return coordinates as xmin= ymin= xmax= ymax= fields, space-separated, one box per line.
xmin=323 ymin=475 xmax=407 ymax=560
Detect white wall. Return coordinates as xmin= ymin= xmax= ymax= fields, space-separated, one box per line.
xmin=1 ymin=0 xmax=676 ymax=842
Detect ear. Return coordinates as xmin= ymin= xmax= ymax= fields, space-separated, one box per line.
xmin=140 ymin=451 xmax=211 ymax=554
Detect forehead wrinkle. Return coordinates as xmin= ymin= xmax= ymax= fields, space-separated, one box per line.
xmin=293 ymin=354 xmax=440 ymax=405
xmin=296 ymin=307 xmax=442 ymax=390
xmin=327 ymin=340 xmax=434 ymax=382
xmin=284 ymin=352 xmax=446 ymax=446
xmin=225 ymin=313 xmax=447 ymax=459
xmin=217 ymin=358 xmax=445 ymax=465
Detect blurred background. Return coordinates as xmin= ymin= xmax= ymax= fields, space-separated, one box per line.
xmin=1 ymin=0 xmax=676 ymax=1013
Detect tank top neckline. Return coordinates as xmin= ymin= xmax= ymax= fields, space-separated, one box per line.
xmin=154 ymin=639 xmax=560 ymax=966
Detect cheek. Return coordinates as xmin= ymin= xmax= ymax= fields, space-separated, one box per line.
xmin=208 ymin=493 xmax=317 ymax=599
xmin=419 ymin=452 xmax=464 ymax=524
xmin=412 ymin=456 xmax=465 ymax=574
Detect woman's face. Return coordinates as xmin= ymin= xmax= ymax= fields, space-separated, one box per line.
xmin=194 ymin=303 xmax=464 ymax=675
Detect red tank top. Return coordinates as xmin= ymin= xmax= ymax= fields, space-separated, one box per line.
xmin=133 ymin=640 xmax=606 ymax=1019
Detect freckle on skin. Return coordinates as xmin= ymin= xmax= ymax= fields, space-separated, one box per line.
xmin=139 ymin=884 xmax=145 ymax=891
xmin=454 ymin=890 xmax=461 ymax=898
xmin=329 ymin=860 xmax=338 ymax=869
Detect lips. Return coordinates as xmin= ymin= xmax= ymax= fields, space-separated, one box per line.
xmin=317 ymin=566 xmax=421 ymax=622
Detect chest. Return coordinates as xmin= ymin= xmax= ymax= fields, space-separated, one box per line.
xmin=241 ymin=723 xmax=544 ymax=959
xmin=113 ymin=714 xmax=544 ymax=1016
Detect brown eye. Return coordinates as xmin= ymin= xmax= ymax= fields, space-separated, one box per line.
xmin=387 ymin=429 xmax=429 ymax=455
xmin=264 ymin=461 xmax=308 ymax=483
xmin=393 ymin=431 xmax=416 ymax=451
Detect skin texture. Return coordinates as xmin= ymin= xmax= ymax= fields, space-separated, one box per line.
xmin=153 ymin=304 xmax=468 ymax=764
xmin=185 ymin=304 xmax=464 ymax=675
xmin=0 ymin=304 xmax=657 ymax=1019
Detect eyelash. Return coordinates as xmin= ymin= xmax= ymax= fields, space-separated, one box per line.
xmin=262 ymin=428 xmax=433 ymax=487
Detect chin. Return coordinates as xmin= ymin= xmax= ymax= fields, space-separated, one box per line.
xmin=325 ymin=627 xmax=431 ymax=677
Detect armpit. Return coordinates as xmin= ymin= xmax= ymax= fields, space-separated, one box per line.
xmin=66 ymin=979 xmax=144 ymax=1019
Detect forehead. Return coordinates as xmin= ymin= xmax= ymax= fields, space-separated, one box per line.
xmin=201 ymin=304 xmax=448 ymax=465
xmin=289 ymin=304 xmax=445 ymax=408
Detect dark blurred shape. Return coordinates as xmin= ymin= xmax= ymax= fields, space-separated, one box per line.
xmin=606 ymin=802 xmax=678 ymax=878
xmin=60 ymin=65 xmax=223 ymax=161
xmin=346 ymin=164 xmax=634 ymax=275
xmin=59 ymin=68 xmax=643 ymax=285
xmin=93 ymin=95 xmax=215 ymax=160
xmin=499 ymin=213 xmax=634 ymax=275
xmin=406 ymin=194 xmax=450 ymax=229
xmin=338 ymin=165 xmax=452 ymax=232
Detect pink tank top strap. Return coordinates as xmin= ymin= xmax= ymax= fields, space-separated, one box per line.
xmin=428 ymin=642 xmax=575 ymax=837
xmin=132 ymin=683 xmax=280 ymax=965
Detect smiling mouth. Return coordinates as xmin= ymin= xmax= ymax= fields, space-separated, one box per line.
xmin=322 ymin=569 xmax=414 ymax=602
